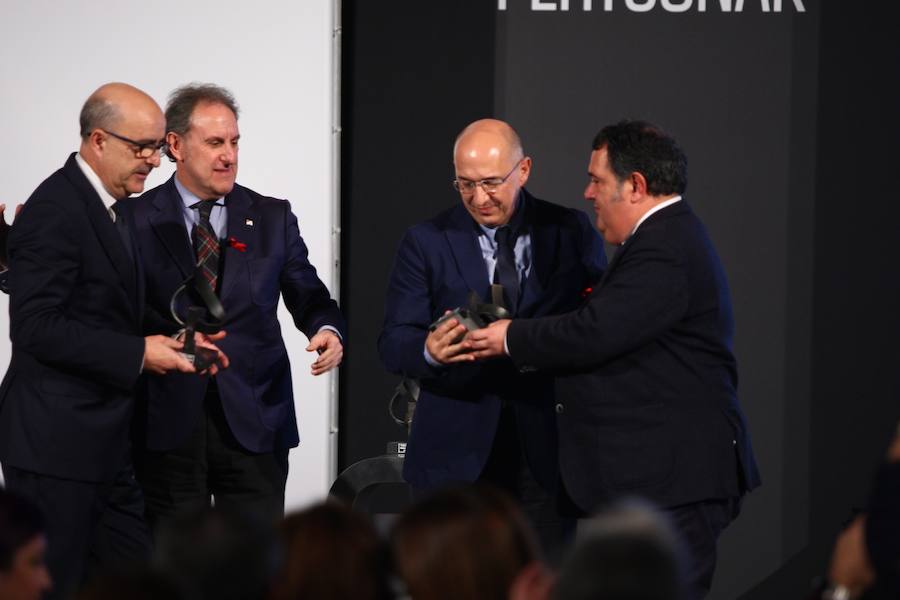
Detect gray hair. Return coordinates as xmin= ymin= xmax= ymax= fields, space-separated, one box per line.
xmin=164 ymin=83 xmax=239 ymax=161
xmin=79 ymin=96 xmax=120 ymax=139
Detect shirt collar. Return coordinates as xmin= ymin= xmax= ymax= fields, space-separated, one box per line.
xmin=629 ymin=195 xmax=682 ymax=239
xmin=75 ymin=152 xmax=119 ymax=216
xmin=174 ymin=175 xmax=224 ymax=209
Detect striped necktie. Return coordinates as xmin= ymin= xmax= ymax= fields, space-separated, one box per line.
xmin=192 ymin=200 xmax=220 ymax=293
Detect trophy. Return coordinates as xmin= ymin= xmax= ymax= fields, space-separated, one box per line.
xmin=428 ymin=286 xmax=511 ymax=343
xmin=170 ymin=273 xmax=225 ymax=371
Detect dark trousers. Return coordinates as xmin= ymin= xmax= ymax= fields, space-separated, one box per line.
xmin=479 ymin=404 xmax=574 ymax=563
xmin=135 ymin=383 xmax=289 ymax=532
xmin=2 ymin=461 xmax=150 ymax=600
xmin=663 ymin=496 xmax=742 ymax=600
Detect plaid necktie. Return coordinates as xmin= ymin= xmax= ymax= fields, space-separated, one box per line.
xmin=192 ymin=200 xmax=220 ymax=292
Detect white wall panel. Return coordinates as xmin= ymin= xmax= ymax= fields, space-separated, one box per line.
xmin=0 ymin=0 xmax=338 ymax=510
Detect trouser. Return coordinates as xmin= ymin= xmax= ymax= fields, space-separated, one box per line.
xmin=479 ymin=404 xmax=575 ymax=563
xmin=135 ymin=382 xmax=289 ymax=533
xmin=2 ymin=461 xmax=151 ymax=600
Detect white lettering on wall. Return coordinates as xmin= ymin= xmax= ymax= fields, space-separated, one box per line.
xmin=625 ymin=0 xmax=656 ymax=11
xmin=533 ymin=0 xmax=558 ymax=10
xmin=661 ymin=0 xmax=693 ymax=12
xmin=498 ymin=0 xmax=805 ymax=11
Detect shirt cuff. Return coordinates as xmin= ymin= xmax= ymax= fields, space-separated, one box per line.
xmin=317 ymin=325 xmax=342 ymax=340
xmin=423 ymin=343 xmax=442 ymax=368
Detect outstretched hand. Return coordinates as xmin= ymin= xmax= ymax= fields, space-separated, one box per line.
xmin=306 ymin=329 xmax=343 ymax=375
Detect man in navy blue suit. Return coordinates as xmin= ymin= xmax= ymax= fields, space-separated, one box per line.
xmin=379 ymin=119 xmax=605 ymax=552
xmin=469 ymin=120 xmax=762 ymax=598
xmin=129 ymin=84 xmax=345 ymax=529
xmin=0 ymin=83 xmax=211 ymax=599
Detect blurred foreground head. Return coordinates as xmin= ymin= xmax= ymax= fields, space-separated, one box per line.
xmin=0 ymin=489 xmax=51 ymax=600
xmin=392 ymin=484 xmax=541 ymax=600
xmin=554 ymin=499 xmax=684 ymax=600
xmin=270 ymin=500 xmax=390 ymax=600
xmin=152 ymin=506 xmax=279 ymax=600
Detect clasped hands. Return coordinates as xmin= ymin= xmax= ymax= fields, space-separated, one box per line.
xmin=425 ymin=311 xmax=511 ymax=365
xmin=143 ymin=330 xmax=230 ymax=376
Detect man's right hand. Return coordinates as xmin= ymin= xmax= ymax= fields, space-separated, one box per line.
xmin=0 ymin=203 xmax=24 ymax=270
xmin=143 ymin=335 xmax=197 ymax=374
xmin=425 ymin=313 xmax=475 ymax=365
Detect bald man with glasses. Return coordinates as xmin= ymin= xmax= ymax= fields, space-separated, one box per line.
xmin=0 ymin=82 xmax=220 ymax=599
xmin=379 ymin=119 xmax=606 ymax=556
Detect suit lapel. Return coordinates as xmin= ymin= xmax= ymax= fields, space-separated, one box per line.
xmin=219 ymin=185 xmax=258 ymax=303
xmin=444 ymin=206 xmax=491 ymax=301
xmin=63 ymin=156 xmax=138 ymax=314
xmin=518 ymin=194 xmax=558 ymax=316
xmin=149 ymin=176 xmax=195 ymax=280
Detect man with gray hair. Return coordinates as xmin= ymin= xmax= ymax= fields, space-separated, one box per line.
xmin=129 ymin=83 xmax=345 ymax=529
xmin=554 ymin=500 xmax=685 ymax=600
xmin=0 ymin=82 xmax=207 ymax=599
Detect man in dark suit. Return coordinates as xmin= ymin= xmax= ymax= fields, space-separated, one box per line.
xmin=129 ymin=83 xmax=345 ymax=529
xmin=379 ymin=119 xmax=605 ymax=552
xmin=0 ymin=82 xmax=206 ymax=599
xmin=469 ymin=120 xmax=762 ymax=598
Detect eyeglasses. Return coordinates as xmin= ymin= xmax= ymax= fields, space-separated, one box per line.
xmin=102 ymin=129 xmax=166 ymax=158
xmin=452 ymin=160 xmax=522 ymax=195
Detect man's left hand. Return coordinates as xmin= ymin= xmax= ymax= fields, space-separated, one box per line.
xmin=307 ymin=329 xmax=343 ymax=375
xmin=195 ymin=330 xmax=230 ymax=376
xmin=467 ymin=319 xmax=511 ymax=359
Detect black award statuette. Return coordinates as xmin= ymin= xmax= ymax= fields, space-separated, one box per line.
xmin=170 ymin=273 xmax=226 ymax=371
xmin=428 ymin=289 xmax=511 ymax=343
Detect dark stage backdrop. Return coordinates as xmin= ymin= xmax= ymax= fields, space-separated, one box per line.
xmin=340 ymin=2 xmax=900 ymax=597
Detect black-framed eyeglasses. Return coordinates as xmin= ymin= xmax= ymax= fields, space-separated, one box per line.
xmin=452 ymin=160 xmax=522 ymax=195
xmin=101 ymin=129 xmax=166 ymax=158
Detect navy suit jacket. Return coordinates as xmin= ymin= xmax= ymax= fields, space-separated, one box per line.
xmin=379 ymin=191 xmax=605 ymax=491
xmin=0 ymin=154 xmax=146 ymax=483
xmin=508 ymin=200 xmax=762 ymax=511
xmin=129 ymin=176 xmax=345 ymax=454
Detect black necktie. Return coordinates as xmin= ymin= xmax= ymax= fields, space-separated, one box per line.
xmin=192 ymin=200 xmax=220 ymax=293
xmin=493 ymin=225 xmax=519 ymax=312
xmin=111 ymin=201 xmax=133 ymax=263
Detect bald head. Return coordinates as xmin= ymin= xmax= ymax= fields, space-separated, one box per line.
xmin=453 ymin=118 xmax=524 ymax=166
xmin=78 ymin=83 xmax=165 ymax=199
xmin=452 ymin=119 xmax=531 ymax=228
xmin=79 ymin=82 xmax=161 ymax=139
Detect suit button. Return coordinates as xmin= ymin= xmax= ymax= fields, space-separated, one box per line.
xmin=555 ymin=403 xmax=564 ymax=414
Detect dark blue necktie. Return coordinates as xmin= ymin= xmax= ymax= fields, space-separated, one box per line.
xmin=493 ymin=225 xmax=519 ymax=312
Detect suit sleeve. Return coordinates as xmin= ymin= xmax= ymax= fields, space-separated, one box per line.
xmin=378 ymin=229 xmax=439 ymax=379
xmin=279 ymin=202 xmax=345 ymax=339
xmin=8 ymin=200 xmax=144 ymax=391
xmin=377 ymin=229 xmax=486 ymax=390
xmin=508 ymin=236 xmax=688 ymax=371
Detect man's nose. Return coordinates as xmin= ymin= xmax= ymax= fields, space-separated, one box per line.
xmin=472 ymin=185 xmax=492 ymax=204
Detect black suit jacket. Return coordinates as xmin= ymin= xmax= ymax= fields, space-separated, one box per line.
xmin=129 ymin=176 xmax=345 ymax=454
xmin=508 ymin=200 xmax=761 ymax=511
xmin=379 ymin=191 xmax=606 ymax=490
xmin=0 ymin=154 xmax=146 ymax=483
